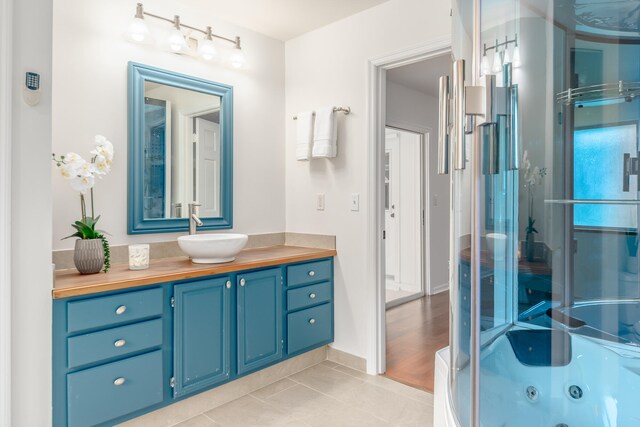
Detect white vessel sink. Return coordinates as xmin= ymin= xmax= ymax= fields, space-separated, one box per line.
xmin=178 ymin=233 xmax=248 ymax=264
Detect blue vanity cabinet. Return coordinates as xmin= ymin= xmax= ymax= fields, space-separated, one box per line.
xmin=237 ymin=268 xmax=283 ymax=374
xmin=53 ymin=255 xmax=334 ymax=427
xmin=173 ymin=276 xmax=231 ymax=398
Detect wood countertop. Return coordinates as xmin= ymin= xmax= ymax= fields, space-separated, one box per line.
xmin=459 ymin=248 xmax=552 ymax=276
xmin=53 ymin=245 xmax=337 ymax=299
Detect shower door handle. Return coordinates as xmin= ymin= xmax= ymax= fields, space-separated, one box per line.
xmin=437 ymin=75 xmax=450 ymax=175
xmin=452 ymin=60 xmax=466 ymax=170
xmin=623 ymin=153 xmax=639 ymax=192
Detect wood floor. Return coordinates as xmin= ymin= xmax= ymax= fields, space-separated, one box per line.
xmin=385 ymin=291 xmax=449 ymax=393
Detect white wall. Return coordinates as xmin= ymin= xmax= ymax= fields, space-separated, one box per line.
xmin=11 ymin=0 xmax=53 ymax=425
xmin=285 ymin=0 xmax=452 ymax=361
xmin=386 ymin=80 xmax=451 ymax=292
xmin=52 ymin=0 xmax=286 ymax=250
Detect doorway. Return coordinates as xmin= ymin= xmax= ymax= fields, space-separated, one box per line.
xmin=380 ymin=49 xmax=452 ymax=392
xmin=384 ymin=127 xmax=424 ymax=308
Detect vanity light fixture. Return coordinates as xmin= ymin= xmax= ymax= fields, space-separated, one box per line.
xmin=127 ymin=3 xmax=149 ymax=43
xmin=128 ymin=3 xmax=244 ymax=67
xmin=198 ymin=27 xmax=219 ymax=61
xmin=483 ymin=34 xmax=520 ymax=75
xmin=167 ymin=16 xmax=188 ymax=53
xmin=229 ymin=37 xmax=246 ymax=69
xmin=481 ymin=51 xmax=491 ymax=76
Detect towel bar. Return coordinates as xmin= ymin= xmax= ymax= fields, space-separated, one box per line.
xmin=293 ymin=106 xmax=351 ymax=120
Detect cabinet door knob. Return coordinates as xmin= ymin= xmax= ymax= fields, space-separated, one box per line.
xmin=308 ymin=271 xmax=315 ymax=277
xmin=114 ymin=377 xmax=126 ymax=386
xmin=114 ymin=339 xmax=126 ymax=348
xmin=309 ymin=318 xmax=316 ymax=325
xmin=226 ymin=280 xmax=231 ymax=289
xmin=309 ymin=293 xmax=316 ymax=299
xmin=115 ymin=305 xmax=127 ymax=315
xmin=240 ymin=278 xmax=246 ymax=287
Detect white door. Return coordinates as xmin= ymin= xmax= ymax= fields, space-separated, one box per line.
xmin=385 ymin=132 xmax=401 ymax=286
xmin=195 ymin=118 xmax=220 ymax=218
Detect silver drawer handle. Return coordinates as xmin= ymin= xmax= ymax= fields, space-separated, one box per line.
xmin=308 ymin=271 xmax=315 ymax=277
xmin=115 ymin=305 xmax=127 ymax=315
xmin=309 ymin=293 xmax=316 ymax=299
xmin=309 ymin=318 xmax=316 ymax=325
xmin=240 ymin=278 xmax=246 ymax=287
xmin=114 ymin=339 xmax=126 ymax=348
xmin=114 ymin=377 xmax=126 ymax=386
xmin=226 ymin=280 xmax=231 ymax=289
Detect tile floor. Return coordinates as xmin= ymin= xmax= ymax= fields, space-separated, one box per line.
xmin=169 ymin=361 xmax=435 ymax=427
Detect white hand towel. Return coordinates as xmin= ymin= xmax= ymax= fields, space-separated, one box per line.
xmin=312 ymin=107 xmax=338 ymax=158
xmin=295 ymin=111 xmax=314 ymax=161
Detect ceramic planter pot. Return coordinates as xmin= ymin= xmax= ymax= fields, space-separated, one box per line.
xmin=74 ymin=239 xmax=104 ymax=274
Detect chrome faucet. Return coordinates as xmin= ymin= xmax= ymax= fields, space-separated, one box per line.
xmin=188 ymin=203 xmax=204 ymax=235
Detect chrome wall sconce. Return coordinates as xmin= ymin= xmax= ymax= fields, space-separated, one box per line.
xmin=127 ymin=3 xmax=246 ymax=68
xmin=481 ymin=34 xmax=521 ymax=75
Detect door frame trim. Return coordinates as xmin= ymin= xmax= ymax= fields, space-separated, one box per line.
xmin=366 ymin=36 xmax=451 ymax=374
xmin=0 ymin=0 xmax=12 ymax=423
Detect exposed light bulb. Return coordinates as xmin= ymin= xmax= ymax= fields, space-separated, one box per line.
xmin=230 ymin=48 xmax=246 ymax=68
xmin=502 ymin=47 xmax=511 ymax=66
xmin=128 ymin=17 xmax=149 ymax=42
xmin=481 ymin=54 xmax=491 ymax=75
xmin=492 ymin=50 xmax=502 ymax=73
xmin=512 ymin=45 xmax=522 ymax=68
xmin=199 ymin=28 xmax=218 ymax=61
xmin=167 ymin=15 xmax=187 ymax=53
xmin=168 ymin=28 xmax=187 ymax=52
xmin=128 ymin=4 xmax=149 ymax=43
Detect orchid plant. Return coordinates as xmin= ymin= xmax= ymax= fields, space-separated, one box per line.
xmin=522 ymin=150 xmax=547 ymax=236
xmin=52 ymin=135 xmax=114 ymax=272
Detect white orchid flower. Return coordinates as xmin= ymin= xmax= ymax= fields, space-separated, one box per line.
xmin=64 ymin=152 xmax=84 ymax=167
xmin=59 ymin=162 xmax=77 ymax=179
xmin=69 ymin=174 xmax=95 ymax=194
xmin=93 ymin=155 xmax=111 ymax=176
xmin=90 ymin=140 xmax=114 ymax=162
xmin=94 ymin=134 xmax=108 ymax=146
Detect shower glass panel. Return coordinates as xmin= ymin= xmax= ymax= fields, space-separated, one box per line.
xmin=449 ymin=0 xmax=640 ymax=426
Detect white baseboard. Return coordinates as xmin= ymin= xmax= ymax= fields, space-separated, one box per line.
xmin=430 ymin=282 xmax=449 ymax=295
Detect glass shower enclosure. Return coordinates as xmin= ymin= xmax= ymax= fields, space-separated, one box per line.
xmin=441 ymin=1 xmax=640 ymax=426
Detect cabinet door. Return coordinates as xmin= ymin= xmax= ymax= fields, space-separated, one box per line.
xmin=237 ymin=268 xmax=283 ymax=374
xmin=174 ymin=276 xmax=231 ymax=397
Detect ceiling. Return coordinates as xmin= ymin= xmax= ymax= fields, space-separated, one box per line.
xmin=177 ymin=0 xmax=389 ymax=41
xmin=386 ymin=53 xmax=452 ymax=98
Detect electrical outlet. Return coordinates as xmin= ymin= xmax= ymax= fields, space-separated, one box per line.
xmin=316 ymin=193 xmax=325 ymax=211
xmin=351 ymin=193 xmax=360 ymax=211
xmin=433 ymin=194 xmax=439 ymax=207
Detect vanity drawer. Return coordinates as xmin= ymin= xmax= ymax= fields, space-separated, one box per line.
xmin=287 ymin=303 xmax=333 ymax=354
xmin=67 ymin=350 xmax=163 ymax=427
xmin=287 ymin=259 xmax=332 ymax=288
xmin=67 ymin=318 xmax=163 ymax=369
xmin=287 ymin=282 xmax=331 ymax=312
xmin=67 ymin=287 xmax=163 ymax=334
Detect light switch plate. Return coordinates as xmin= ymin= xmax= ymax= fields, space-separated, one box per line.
xmin=350 ymin=193 xmax=360 ymax=211
xmin=316 ymin=193 xmax=325 ymax=211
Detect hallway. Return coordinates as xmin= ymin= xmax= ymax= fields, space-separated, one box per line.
xmin=385 ymin=291 xmax=449 ymax=392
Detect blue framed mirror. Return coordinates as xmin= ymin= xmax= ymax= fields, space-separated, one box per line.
xmin=128 ymin=62 xmax=233 ymax=234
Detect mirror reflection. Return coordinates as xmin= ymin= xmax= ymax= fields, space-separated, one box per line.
xmin=143 ymin=82 xmax=221 ymax=220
